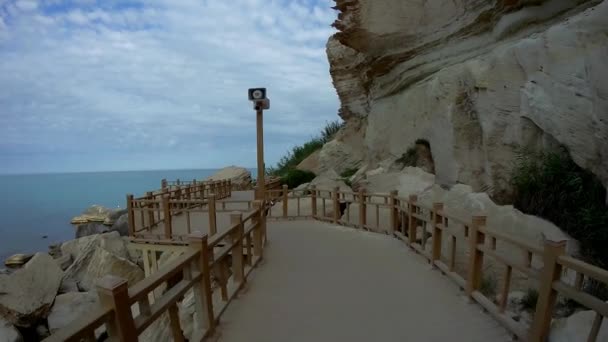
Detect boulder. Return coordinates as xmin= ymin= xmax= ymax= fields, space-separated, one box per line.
xmin=178 ymin=289 xmax=199 ymax=341
xmin=47 ymin=292 xmax=102 ymax=336
xmin=75 ymin=223 xmax=109 ymax=239
xmin=0 ymin=316 xmax=22 ymax=342
xmin=289 ymin=182 xmax=310 ymax=197
xmin=110 ymin=213 xmax=129 ymax=236
xmin=4 ymin=254 xmax=33 ymax=268
xmin=70 ymin=205 xmax=114 ymax=224
xmin=361 ymin=167 xmax=435 ymax=198
xmin=61 ymin=231 xmax=129 ymax=262
xmin=62 ymin=245 xmax=144 ymax=292
xmin=139 ymin=312 xmax=173 ymax=342
xmin=310 ymin=170 xmax=351 ymax=191
xmin=296 ymin=150 xmax=321 ymax=174
xmin=0 ymin=253 xmax=62 ymax=326
xmin=103 ymin=209 xmax=128 ymax=226
xmin=550 ymin=309 xmax=608 ymax=342
xmin=206 ymin=166 xmax=252 ymax=190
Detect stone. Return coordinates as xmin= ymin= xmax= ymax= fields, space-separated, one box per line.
xmin=4 ymin=254 xmax=33 ymax=268
xmin=310 ymin=170 xmax=352 ymax=192
xmin=62 ymin=245 xmax=144 ymax=292
xmin=61 ymin=231 xmax=129 ymax=262
xmin=289 ymin=182 xmax=310 ymax=197
xmin=74 ymin=223 xmax=109 ymax=239
xmin=47 ymin=292 xmax=103 ymax=337
xmin=0 ymin=316 xmax=22 ymax=342
xmin=55 ymin=254 xmax=72 ymax=270
xmin=327 ymin=0 xmax=608 ymax=199
xmin=110 ymin=213 xmax=129 ymax=236
xmin=206 ymin=166 xmax=252 ymax=190
xmin=178 ymin=289 xmax=199 ymax=341
xmin=296 ymin=149 xmax=321 ymax=174
xmin=36 ymin=324 xmax=49 ymax=339
xmin=103 ymin=209 xmax=128 ymax=226
xmin=317 ymin=119 xmax=365 ymax=175
xmin=550 ymin=309 xmax=608 ymax=342
xmin=70 ymin=205 xmax=114 ymax=224
xmin=0 ymin=253 xmax=62 ymax=327
xmin=139 ymin=312 xmax=173 ymax=342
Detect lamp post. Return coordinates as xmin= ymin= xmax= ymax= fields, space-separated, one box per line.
xmin=248 ymin=88 xmax=270 ymax=200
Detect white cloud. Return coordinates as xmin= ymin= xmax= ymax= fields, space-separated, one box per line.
xmin=0 ymin=0 xmax=340 ymax=172
xmin=15 ymin=0 xmax=37 ymax=11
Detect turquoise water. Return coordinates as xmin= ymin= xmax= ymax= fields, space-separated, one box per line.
xmin=0 ymin=169 xmax=254 ymax=261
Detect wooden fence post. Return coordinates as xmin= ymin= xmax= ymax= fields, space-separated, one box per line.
xmin=389 ymin=190 xmax=399 ymax=234
xmin=96 ymin=276 xmax=137 ymax=341
xmin=161 ymin=179 xmax=167 ymax=190
xmin=332 ymin=187 xmax=340 ymax=224
xmin=466 ymin=215 xmax=487 ymax=297
xmin=358 ymin=189 xmax=367 ymax=229
xmin=162 ymin=195 xmax=172 ymax=239
xmin=431 ymin=203 xmax=444 ymax=267
xmin=529 ymin=239 xmax=567 ymax=342
xmin=126 ymin=194 xmax=135 ymax=236
xmin=282 ymin=184 xmax=289 ymax=218
xmin=207 ymin=194 xmax=217 ymax=236
xmin=230 ymin=212 xmax=245 ymax=286
xmin=146 ymin=191 xmax=155 ymax=227
xmin=227 ymin=180 xmax=232 ymax=196
xmin=310 ymin=185 xmax=317 ymax=219
xmin=252 ymin=201 xmax=263 ymax=258
xmin=188 ymin=232 xmax=215 ymax=336
xmin=408 ymin=195 xmax=418 ymax=245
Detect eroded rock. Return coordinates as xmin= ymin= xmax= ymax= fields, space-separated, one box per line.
xmin=0 ymin=253 xmax=62 ymax=327
xmin=0 ymin=316 xmax=22 ymax=342
xmin=47 ymin=292 xmax=101 ymax=335
xmin=206 ymin=166 xmax=252 ymax=190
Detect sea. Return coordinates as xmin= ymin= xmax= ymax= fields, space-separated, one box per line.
xmin=0 ymin=169 xmax=254 ymax=262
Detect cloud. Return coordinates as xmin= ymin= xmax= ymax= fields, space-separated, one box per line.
xmin=0 ymin=0 xmax=339 ymax=173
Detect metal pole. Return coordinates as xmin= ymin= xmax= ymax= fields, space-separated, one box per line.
xmin=256 ymin=109 xmax=266 ymax=200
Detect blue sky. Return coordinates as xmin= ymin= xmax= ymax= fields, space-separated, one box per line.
xmin=0 ymin=0 xmax=339 ymax=174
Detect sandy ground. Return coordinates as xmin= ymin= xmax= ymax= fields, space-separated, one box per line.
xmin=216 ymin=220 xmax=512 ymax=342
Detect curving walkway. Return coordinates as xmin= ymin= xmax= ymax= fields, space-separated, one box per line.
xmin=216 ymin=220 xmax=512 ymax=342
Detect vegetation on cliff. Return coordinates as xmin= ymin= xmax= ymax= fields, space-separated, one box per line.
xmin=512 ymin=148 xmax=608 ymax=297
xmin=268 ymin=120 xmax=343 ymax=187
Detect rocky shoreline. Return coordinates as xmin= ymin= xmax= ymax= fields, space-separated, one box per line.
xmin=0 ymin=166 xmax=252 ymax=341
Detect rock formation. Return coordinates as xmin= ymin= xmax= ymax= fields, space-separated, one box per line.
xmin=0 ymin=253 xmax=62 ymax=326
xmin=325 ymin=0 xmax=608 ymax=200
xmin=206 ymin=166 xmax=252 ymax=190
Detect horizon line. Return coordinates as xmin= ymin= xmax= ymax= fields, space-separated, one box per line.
xmin=0 ymin=166 xmax=258 ymax=177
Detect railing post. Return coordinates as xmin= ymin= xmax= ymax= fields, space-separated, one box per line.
xmin=161 ymin=179 xmax=167 ymax=190
xmin=188 ymin=232 xmax=215 ymax=336
xmin=162 ymin=195 xmax=172 ymax=239
xmin=230 ymin=212 xmax=245 ymax=286
xmin=228 ymin=180 xmax=232 ymax=196
xmin=252 ymin=200 xmax=264 ymax=258
xmin=207 ymin=194 xmax=217 ymax=236
xmin=431 ymin=203 xmax=444 ymax=267
xmin=282 ymin=184 xmax=289 ymax=218
xmin=146 ymin=191 xmax=155 ymax=227
xmin=332 ymin=187 xmax=340 ymax=224
xmin=408 ymin=195 xmax=418 ymax=245
xmin=529 ymin=239 xmax=567 ymax=341
xmin=466 ymin=216 xmax=487 ymax=297
xmin=389 ymin=190 xmax=399 ymax=234
xmin=358 ymin=189 xmax=366 ymax=229
xmin=96 ymin=276 xmax=137 ymax=341
xmin=310 ymin=185 xmax=317 ymax=219
xmin=126 ymin=194 xmax=135 ymax=236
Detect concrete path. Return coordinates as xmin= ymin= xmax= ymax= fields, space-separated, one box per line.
xmin=217 ymin=220 xmax=512 ymax=342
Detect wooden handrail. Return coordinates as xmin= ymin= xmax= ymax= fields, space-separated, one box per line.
xmin=45 ymin=203 xmax=266 ymax=342
xmin=263 ymin=186 xmax=608 ymax=342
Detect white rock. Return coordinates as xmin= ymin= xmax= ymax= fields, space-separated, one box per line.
xmin=61 ymin=231 xmax=129 ymax=262
xmin=550 ymin=309 xmax=608 ymax=342
xmin=328 ymin=0 xmax=608 ymax=197
xmin=206 ymin=166 xmax=252 ymax=190
xmin=48 ymin=292 xmax=99 ymax=334
xmin=0 ymin=253 xmax=62 ymax=327
xmin=62 ymin=246 xmax=144 ymax=292
xmin=0 ymin=317 xmax=22 ymax=342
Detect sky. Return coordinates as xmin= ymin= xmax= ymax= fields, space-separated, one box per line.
xmin=0 ymin=0 xmax=340 ymax=174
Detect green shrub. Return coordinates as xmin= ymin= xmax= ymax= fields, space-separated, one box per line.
xmin=281 ymin=169 xmax=316 ymax=189
xmin=480 ymin=275 xmax=498 ymax=298
xmin=512 ymin=148 xmax=608 ymax=298
xmin=520 ymin=288 xmax=539 ymax=311
xmin=396 ymin=147 xmax=417 ymax=167
xmin=268 ymin=120 xmax=344 ymax=177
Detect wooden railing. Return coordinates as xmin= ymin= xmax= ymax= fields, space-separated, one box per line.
xmin=126 ymin=180 xmax=232 ymax=242
xmin=44 ymin=202 xmax=267 ymax=342
xmin=264 ymin=186 xmax=608 ymax=342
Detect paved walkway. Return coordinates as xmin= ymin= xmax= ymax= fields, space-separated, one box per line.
xmin=217 ymin=220 xmax=512 ymax=342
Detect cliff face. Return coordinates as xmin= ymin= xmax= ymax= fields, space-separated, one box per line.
xmin=326 ymin=0 xmax=608 ymax=200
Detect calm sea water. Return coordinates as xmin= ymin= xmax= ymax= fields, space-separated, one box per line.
xmin=0 ymin=169 xmax=254 ymax=261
